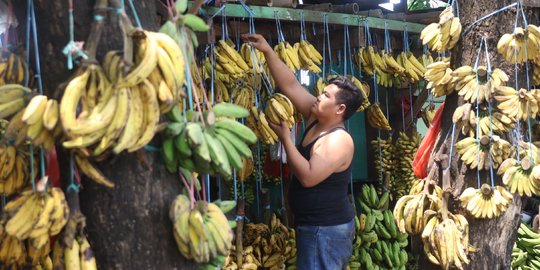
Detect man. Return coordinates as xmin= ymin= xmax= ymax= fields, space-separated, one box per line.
xmin=242 ymin=34 xmax=364 ymax=270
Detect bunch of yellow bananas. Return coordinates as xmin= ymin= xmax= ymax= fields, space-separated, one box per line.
xmin=393 ymin=190 xmax=442 ymax=235
xmin=366 ymin=103 xmax=391 ymax=130
xmin=459 ymin=184 xmax=513 ymax=219
xmin=0 ymin=84 xmax=32 ymax=120
xmin=295 ymin=40 xmax=323 ymax=73
xmin=264 ymin=93 xmax=296 ymax=129
xmin=417 ymin=51 xmax=435 ymax=69
xmin=453 ymin=103 xmax=516 ymax=137
xmin=0 ymin=185 xmax=68 ymax=269
xmin=421 ymin=209 xmax=471 ymax=270
xmin=408 ymin=178 xmax=443 ymax=196
xmin=214 ymin=39 xmax=250 ymax=79
xmin=274 ymin=41 xmax=301 ymax=73
xmin=226 ymin=214 xmax=296 ymax=270
xmin=497 ymin=25 xmax=540 ymax=64
xmin=346 ymin=75 xmax=371 ymax=112
xmin=497 ymin=144 xmax=540 ymax=197
xmin=425 ymin=58 xmax=454 ymax=97
xmin=455 ymin=135 xmax=512 ymax=170
xmin=494 ymin=86 xmax=540 ymax=121
xmin=163 ymin=103 xmax=257 ymax=179
xmin=237 ymin=156 xmax=254 ymax=182
xmin=534 ymin=56 xmax=540 ymax=86
xmin=354 ymin=47 xmax=373 ymax=77
xmin=0 ymin=50 xmax=30 ymax=86
xmin=392 ymin=132 xmax=422 ymax=200
xmin=246 ymin=106 xmax=278 ymax=145
xmin=208 ymin=78 xmax=230 ymax=104
xmin=50 ymin=234 xmax=98 ymax=270
xmin=170 ymin=195 xmax=235 ymax=265
xmin=231 ymin=86 xmax=255 ymax=109
xmin=397 ymin=51 xmax=427 ymax=83
xmin=240 ymin=43 xmax=267 ymax=74
xmin=421 ymin=103 xmax=436 ymax=127
xmin=17 ymin=95 xmax=62 ymax=151
xmin=420 ymin=7 xmax=462 ymax=52
xmin=452 ymin=65 xmax=509 ymax=104
xmin=313 ymin=77 xmax=327 ymax=97
xmin=0 ymin=144 xmax=33 ymax=196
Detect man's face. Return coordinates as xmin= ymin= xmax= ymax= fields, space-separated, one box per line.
xmin=312 ymin=84 xmax=342 ymax=116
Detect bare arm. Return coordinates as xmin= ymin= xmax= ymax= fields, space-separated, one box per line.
xmin=281 ymin=129 xmax=354 ymax=187
xmin=242 ymin=34 xmax=316 ymax=119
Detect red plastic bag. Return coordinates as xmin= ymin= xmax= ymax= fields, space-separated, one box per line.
xmin=413 ymin=102 xmax=445 ymax=178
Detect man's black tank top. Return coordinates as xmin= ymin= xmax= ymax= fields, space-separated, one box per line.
xmin=289 ymin=121 xmax=355 ymax=226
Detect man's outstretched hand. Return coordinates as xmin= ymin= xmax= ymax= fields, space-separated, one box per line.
xmin=241 ymin=34 xmax=272 ymax=54
xmin=268 ymin=120 xmax=291 ymax=142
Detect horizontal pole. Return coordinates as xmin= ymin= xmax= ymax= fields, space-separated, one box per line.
xmin=201 ymin=3 xmax=425 ymax=33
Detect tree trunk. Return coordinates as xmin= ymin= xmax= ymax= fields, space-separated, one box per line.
xmin=419 ymin=1 xmax=539 ymax=269
xmin=15 ymin=0 xmax=196 ymax=269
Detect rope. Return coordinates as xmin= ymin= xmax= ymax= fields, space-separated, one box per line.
xmin=62 ymin=0 xmax=89 ymax=70
xmin=274 ymin=11 xmax=285 ymax=43
xmin=127 ymin=0 xmax=142 ymax=28
xmin=473 ymin=37 xmax=485 ymax=188
xmin=66 ymin=152 xmax=80 ymax=193
xmin=463 ymin=3 xmax=517 ymax=35
xmin=278 ymin=145 xmax=286 ymax=214
xmin=324 ymin=15 xmax=335 ymax=75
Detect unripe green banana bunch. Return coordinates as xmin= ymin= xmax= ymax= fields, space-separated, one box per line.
xmin=162 ymin=103 xmax=257 ymax=179
xmin=512 ymin=223 xmax=540 ymax=269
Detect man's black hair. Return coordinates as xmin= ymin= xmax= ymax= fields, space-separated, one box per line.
xmin=328 ymin=75 xmax=364 ymax=121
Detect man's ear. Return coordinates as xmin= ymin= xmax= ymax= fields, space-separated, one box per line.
xmin=336 ymin=104 xmax=346 ymax=115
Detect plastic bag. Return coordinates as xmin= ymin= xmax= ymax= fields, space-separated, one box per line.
xmin=413 ymin=101 xmax=445 ymax=178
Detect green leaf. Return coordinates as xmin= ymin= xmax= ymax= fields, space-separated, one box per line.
xmin=182 ymin=14 xmax=210 ymax=32
xmin=176 ymin=0 xmax=188 ymax=13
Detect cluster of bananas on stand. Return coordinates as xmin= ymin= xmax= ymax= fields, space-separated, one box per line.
xmin=51 ymin=234 xmax=98 ymax=270
xmin=455 ymin=135 xmax=513 ymax=170
xmin=264 ymin=93 xmax=296 ymax=129
xmin=162 ymin=104 xmax=257 ymax=179
xmin=225 ymin=214 xmax=296 ymax=270
xmin=453 ymin=66 xmax=509 ymax=104
xmin=372 ymin=137 xmax=395 ymax=190
xmin=494 ymin=86 xmax=540 ymax=121
xmin=0 ymin=50 xmax=30 ymax=86
xmin=459 ymin=184 xmax=513 ymax=219
xmin=392 ymin=132 xmax=422 ymax=200
xmin=534 ymin=58 xmax=540 ymax=86
xmin=425 ymin=58 xmax=454 ymax=97
xmin=240 ymin=43 xmax=267 ymax=74
xmin=0 ymin=84 xmax=32 ymax=119
xmin=497 ymin=142 xmax=540 ymax=197
xmin=421 ymin=103 xmax=436 ymax=127
xmin=497 ymin=25 xmax=540 ymax=63
xmin=274 ymin=41 xmax=301 ymax=73
xmin=421 ymin=203 xmax=472 ymax=269
xmin=208 ymin=78 xmax=231 ymax=104
xmin=349 ymin=186 xmax=409 ymax=270
xmin=347 ymin=75 xmax=371 ymax=111
xmin=420 ymin=7 xmax=462 ymax=52
xmin=418 ymin=51 xmax=435 ymax=68
xmin=231 ymin=86 xmax=256 ymax=109
xmin=0 ymin=184 xmax=69 ymax=268
xmin=0 ymin=143 xmax=34 ymax=196
xmin=17 ymin=94 xmax=62 ymax=151
xmin=214 ymin=40 xmax=250 ymax=80
xmin=294 ymin=40 xmax=323 ymax=73
xmin=246 ymin=106 xmax=278 ymax=145
xmin=367 ymin=103 xmax=392 ymax=130
xmin=512 ymin=223 xmax=540 ymax=269
xmin=170 ymin=194 xmax=235 ymax=265
xmin=397 ymin=51 xmax=427 ymax=83
xmin=313 ymin=77 xmax=328 ymax=97
xmin=393 ymin=183 xmax=442 ymax=235
xmin=453 ymin=103 xmax=515 ymax=137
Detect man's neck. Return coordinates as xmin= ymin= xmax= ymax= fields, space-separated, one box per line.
xmin=314 ymin=117 xmax=344 ymax=133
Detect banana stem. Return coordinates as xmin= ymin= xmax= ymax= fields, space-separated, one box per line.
xmin=109 ymin=0 xmax=136 ymax=71
xmin=441 ymin=192 xmax=449 ymax=220
xmin=82 ymin=0 xmax=109 ymax=63
xmin=236 ymin=199 xmax=246 ymax=267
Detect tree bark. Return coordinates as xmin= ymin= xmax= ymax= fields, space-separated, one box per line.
xmin=15 ymin=0 xmax=197 ymax=269
xmin=419 ymin=1 xmax=539 ymax=269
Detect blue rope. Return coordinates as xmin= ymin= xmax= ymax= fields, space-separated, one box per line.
xmin=127 ymin=0 xmax=142 ymax=28
xmin=463 ymin=3 xmax=517 ymax=34
xmin=324 ymin=15 xmax=334 ymax=75
xmin=62 ymin=8 xmax=88 ymax=70
xmin=473 ymin=37 xmax=485 ymax=188
xmin=343 ymin=24 xmax=348 ymax=76
xmin=66 ymin=152 xmax=80 ymax=193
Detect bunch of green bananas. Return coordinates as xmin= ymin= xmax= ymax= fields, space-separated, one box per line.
xmin=391 ymin=132 xmax=421 ymax=201
xmin=162 ymin=103 xmax=257 ymax=179
xmin=497 ymin=24 xmax=540 ymax=64
xmin=349 ymin=185 xmax=409 ymax=270
xmin=420 ymin=7 xmax=461 ymax=52
xmin=50 ymin=233 xmax=98 ymax=270
xmin=170 ymin=194 xmax=236 ymax=266
xmin=512 ymin=223 xmax=540 ymax=269
xmin=0 ymin=84 xmax=32 ymax=120
xmin=0 ymin=50 xmax=31 ymax=87
xmin=226 ymin=214 xmax=296 ymax=270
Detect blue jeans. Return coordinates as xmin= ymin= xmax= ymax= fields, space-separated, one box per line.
xmin=296 ymin=219 xmax=355 ymax=270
